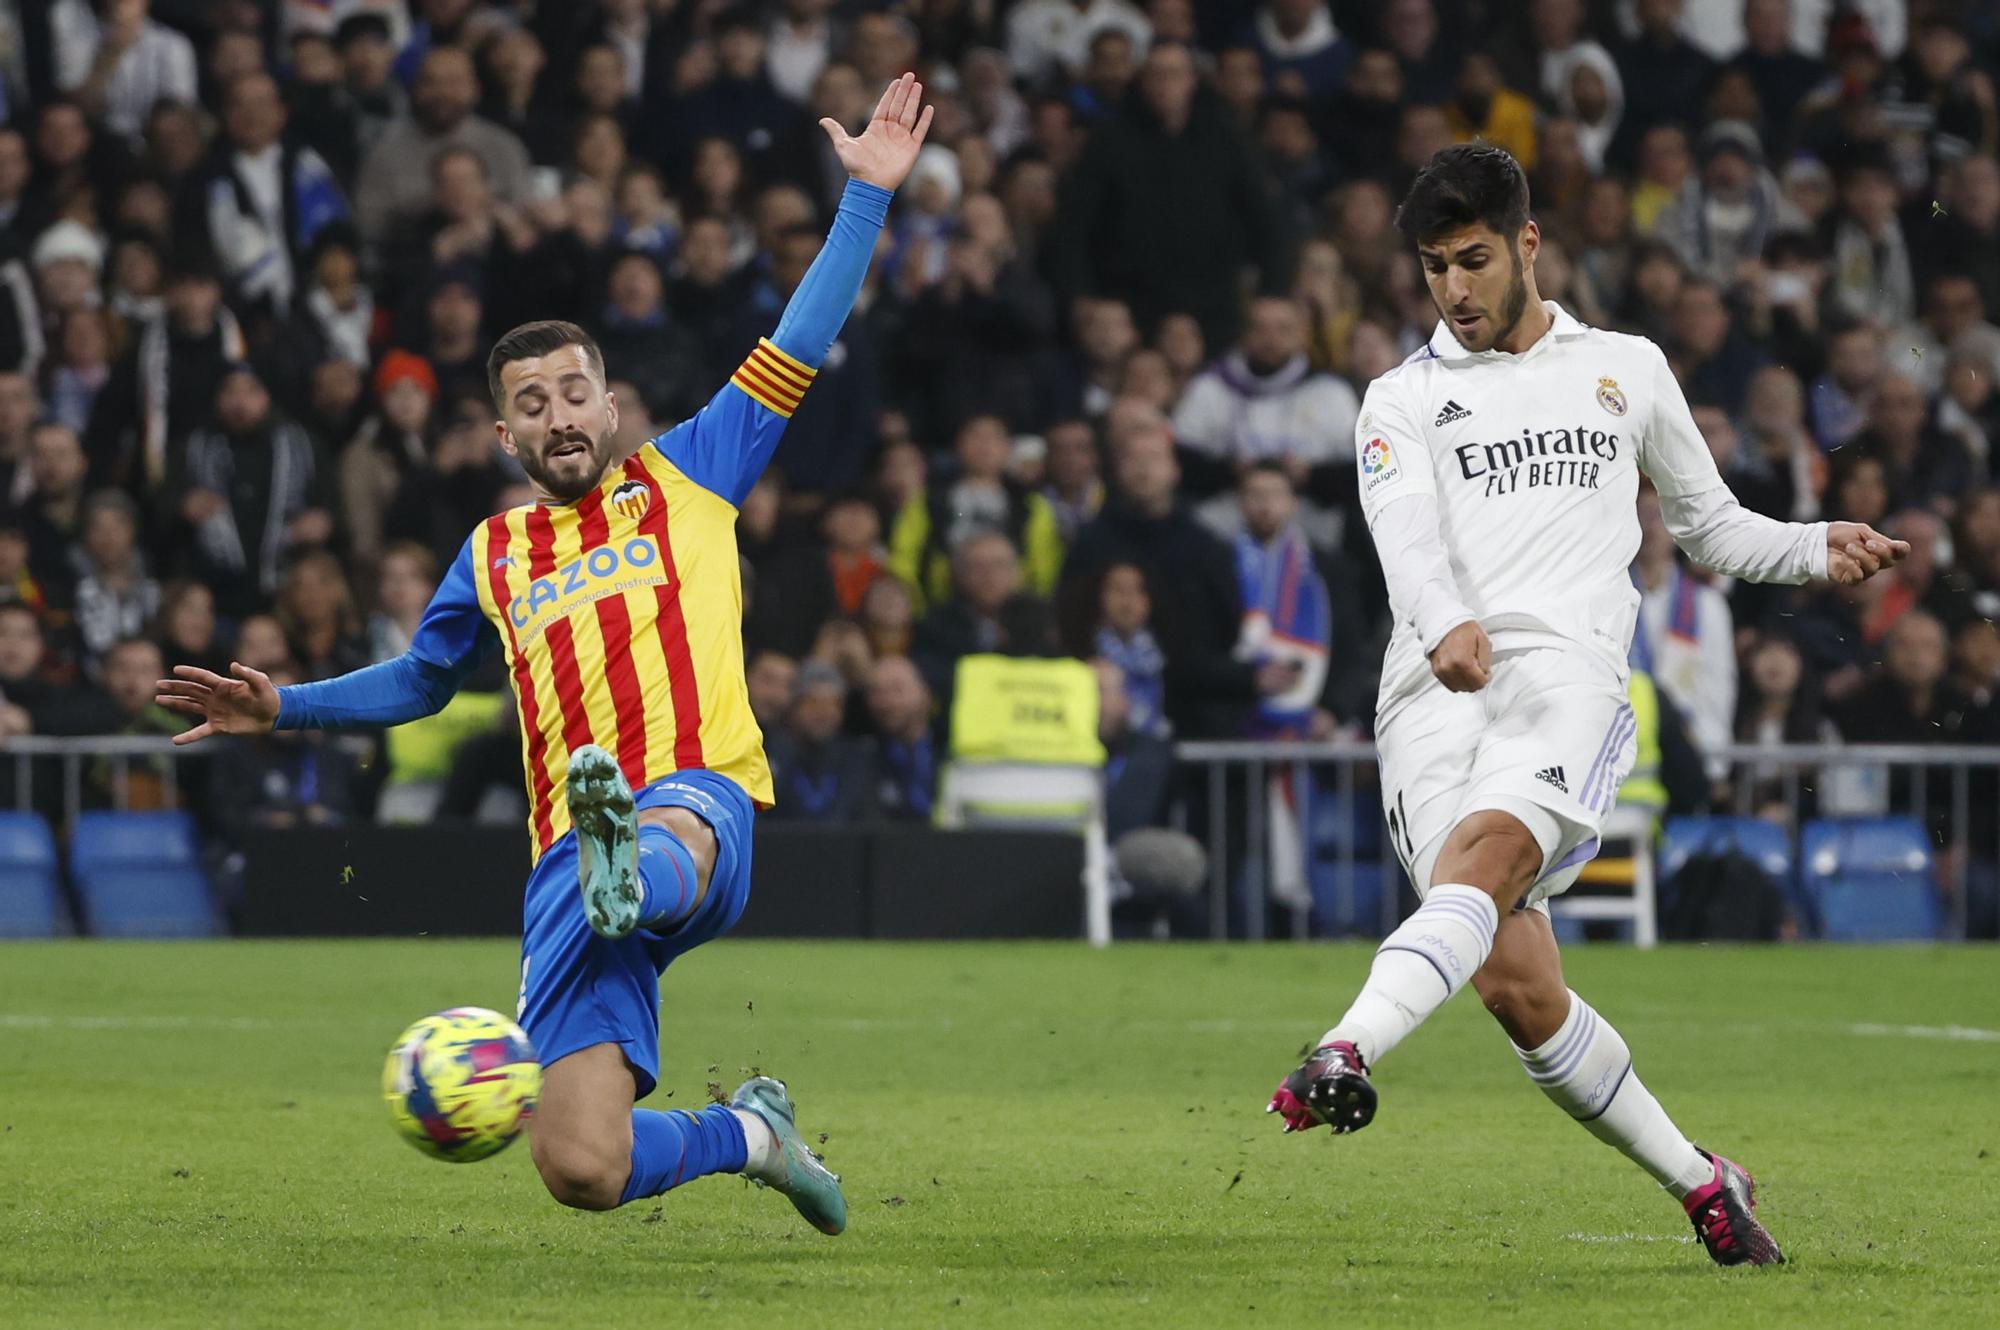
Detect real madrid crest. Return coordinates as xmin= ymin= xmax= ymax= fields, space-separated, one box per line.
xmin=1596 ymin=376 xmax=1628 ymax=416
xmin=610 ymin=479 xmax=651 ymax=520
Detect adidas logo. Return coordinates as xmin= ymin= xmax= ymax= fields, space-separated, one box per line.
xmin=1434 ymin=399 xmax=1472 ymax=426
xmin=1534 ymin=766 xmax=1567 ymax=794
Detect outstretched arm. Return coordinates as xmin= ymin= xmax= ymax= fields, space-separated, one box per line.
xmin=655 ymin=74 xmax=932 ymax=505
xmin=1637 ymin=342 xmax=1906 ymax=584
xmin=156 ymin=536 xmax=496 ymax=743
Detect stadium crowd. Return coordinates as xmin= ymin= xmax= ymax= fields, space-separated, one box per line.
xmin=0 ymin=0 xmax=1998 ymax=930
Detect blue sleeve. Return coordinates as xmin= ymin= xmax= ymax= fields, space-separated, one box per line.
xmin=657 ymin=178 xmax=892 ymax=506
xmin=274 ymin=535 xmax=498 ymax=729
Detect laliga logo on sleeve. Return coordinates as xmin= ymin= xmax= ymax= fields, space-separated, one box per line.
xmin=1596 ymin=376 xmax=1628 ymax=416
xmin=610 ymin=479 xmax=651 ymax=521
xmin=1361 ymin=436 xmax=1394 ymax=475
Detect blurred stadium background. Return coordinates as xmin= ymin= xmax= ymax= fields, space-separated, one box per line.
xmin=7 ymin=5 xmax=2000 ymax=1328
xmin=2 ymin=0 xmax=1999 ymax=948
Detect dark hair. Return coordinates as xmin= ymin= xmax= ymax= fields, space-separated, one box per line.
xmin=1395 ymin=142 xmax=1531 ymax=244
xmin=485 ymin=319 xmax=604 ymax=411
xmin=1242 ymin=458 xmax=1295 ymax=486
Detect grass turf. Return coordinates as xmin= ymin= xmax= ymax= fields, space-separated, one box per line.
xmin=0 ymin=940 xmax=1994 ymax=1329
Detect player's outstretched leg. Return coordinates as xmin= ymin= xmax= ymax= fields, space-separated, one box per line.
xmin=568 ymin=745 xmax=702 ymax=939
xmin=730 ymin=1076 xmax=848 ymax=1236
xmin=1480 ymin=911 xmax=1783 ymax=1266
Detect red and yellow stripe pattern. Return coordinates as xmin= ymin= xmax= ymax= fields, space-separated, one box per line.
xmin=470 ymin=444 xmax=771 ymax=859
xmin=729 ymin=338 xmax=816 ymax=418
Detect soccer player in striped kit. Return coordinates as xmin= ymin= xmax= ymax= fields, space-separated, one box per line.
xmin=158 ymin=74 xmax=937 ymax=1233
xmin=1267 ymin=145 xmax=1909 ymax=1266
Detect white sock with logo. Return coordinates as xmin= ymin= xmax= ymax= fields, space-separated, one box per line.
xmin=1514 ymin=991 xmax=1714 ymax=1198
xmin=1324 ymin=883 xmax=1498 ymax=1065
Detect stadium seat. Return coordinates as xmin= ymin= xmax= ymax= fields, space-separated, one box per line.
xmin=1799 ymin=817 xmax=1943 ymax=942
xmin=1659 ymin=815 xmax=1794 ymax=883
xmin=0 ymin=811 xmax=66 ymax=937
xmin=69 ymin=811 xmax=219 ymax=939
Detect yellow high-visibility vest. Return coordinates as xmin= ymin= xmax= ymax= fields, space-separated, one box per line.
xmin=948 ymin=654 xmax=1106 ymax=767
xmin=1617 ymin=669 xmax=1667 ymax=812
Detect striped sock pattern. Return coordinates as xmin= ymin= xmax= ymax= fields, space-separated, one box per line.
xmin=1515 ymin=991 xmax=1713 ymax=1197
xmin=1326 ymin=884 xmax=1498 ymax=1065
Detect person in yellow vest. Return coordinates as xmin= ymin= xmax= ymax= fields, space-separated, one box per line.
xmin=889 ymin=414 xmax=1064 ymax=612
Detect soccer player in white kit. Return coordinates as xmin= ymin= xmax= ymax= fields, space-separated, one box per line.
xmin=1266 ymin=146 xmax=1909 ymax=1267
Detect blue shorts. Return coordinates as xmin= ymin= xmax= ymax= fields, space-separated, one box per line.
xmin=516 ymin=768 xmax=753 ymax=1100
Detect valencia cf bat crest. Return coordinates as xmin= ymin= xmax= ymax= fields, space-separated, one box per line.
xmin=610 ymin=479 xmax=651 ymax=520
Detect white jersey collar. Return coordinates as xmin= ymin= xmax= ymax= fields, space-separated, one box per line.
xmin=1426 ymin=300 xmax=1588 ymax=363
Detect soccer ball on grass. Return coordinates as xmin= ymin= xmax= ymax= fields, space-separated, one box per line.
xmin=383 ymin=1007 xmax=541 ymax=1162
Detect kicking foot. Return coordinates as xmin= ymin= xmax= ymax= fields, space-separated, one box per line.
xmin=731 ymin=1076 xmax=847 ymax=1236
xmin=567 ymin=744 xmax=641 ymax=940
xmin=1268 ymin=1040 xmax=1376 ymax=1134
xmin=1684 ymin=1148 xmax=1785 ymax=1266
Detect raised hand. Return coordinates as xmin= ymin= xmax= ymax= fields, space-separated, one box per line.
xmin=819 ymin=71 xmax=934 ymax=191
xmin=155 ymin=662 xmax=282 ymax=746
xmin=1824 ymin=522 xmax=1911 ymax=585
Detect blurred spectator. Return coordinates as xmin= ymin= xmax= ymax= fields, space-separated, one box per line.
xmin=1669 ymin=279 xmax=1765 ymax=416
xmin=82 ymin=635 xmax=185 ymax=808
xmin=275 ymin=549 xmax=366 ymax=680
xmin=1448 ymin=53 xmax=1538 ymax=172
xmin=1827 ymin=148 xmax=1916 ymax=328
xmin=1324 ymin=46 xmax=1404 ymax=184
xmin=1611 ymin=0 xmax=1711 ymax=166
xmin=1062 ymin=402 xmax=1262 ymax=737
xmin=52 ymin=0 xmax=198 ymax=143
xmin=1040 ymin=417 xmax=1104 ymax=541
xmin=1726 ymin=368 xmax=1822 ymax=522
xmin=911 ymin=527 xmax=1028 ymax=703
xmin=864 ymin=653 xmax=937 ymax=821
xmin=354 ymin=47 xmax=529 ymax=245
xmin=1231 ymin=462 xmax=1332 ymax=738
xmin=84 ymin=262 xmax=245 ymax=495
xmin=1932 ymin=154 xmax=2000 ymax=319
xmin=1068 ymin=558 xmax=1171 ymax=742
xmin=152 ymin=577 xmax=226 ymax=676
xmin=890 ymin=414 xmax=1063 ymax=612
xmin=822 ymin=493 xmax=886 ymax=618
xmin=0 ymin=371 xmax=35 ymax=503
xmin=341 ymin=351 xmax=435 ymax=567
xmin=382 ymin=395 xmax=505 ymax=568
xmin=71 ymin=489 xmax=157 ymax=677
xmin=1809 ymin=321 xmax=1885 ymax=450
xmin=366 ymin=541 xmax=436 ymax=663
xmin=1634 ymin=487 xmax=1735 ymax=770
xmin=1654 ymin=120 xmax=1790 ymax=288
xmin=175 ymin=364 xmax=332 ymax=616
xmin=746 ymin=647 xmax=799 ymax=734
xmin=1173 ymin=294 xmax=1359 ymax=546
xmin=1722 ymin=0 xmax=1824 ymax=134
xmin=232 ymin=612 xmax=291 ymax=674
xmin=856 ymin=572 xmax=912 ymax=660
xmin=768 ymin=0 xmax=840 ymax=105
xmin=1051 ymin=42 xmax=1287 ymax=345
xmin=1854 ymin=372 xmax=1978 ymax=519
xmin=1008 ymin=0 xmax=1151 ymax=86
xmin=1898 ymin=273 xmax=2000 ymax=399
xmin=592 ymin=251 xmax=704 ymax=424
xmin=739 ymin=473 xmax=835 ymax=659
xmin=207 ymin=660 xmax=360 ymax=841
xmin=1244 ymin=0 xmax=1349 ymax=102
xmin=764 ymin=658 xmax=873 ymax=822
xmin=17 ymin=419 xmax=92 ymax=607
xmin=1731 ymin=629 xmax=1835 ymax=818
xmin=195 ymin=71 xmax=349 ymax=330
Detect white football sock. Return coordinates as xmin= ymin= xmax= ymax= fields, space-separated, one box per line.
xmin=1514 ymin=991 xmax=1715 ymax=1198
xmin=1324 ymin=883 xmax=1498 ymax=1066
xmin=730 ymin=1108 xmax=780 ymax=1182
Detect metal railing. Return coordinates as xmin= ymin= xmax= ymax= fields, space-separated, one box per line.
xmin=1172 ymin=739 xmax=2000 ymax=941
xmin=6 ymin=734 xmax=375 ymax=828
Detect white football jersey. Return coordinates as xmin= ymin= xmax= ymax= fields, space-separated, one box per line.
xmin=1358 ymin=302 xmax=1820 ymax=713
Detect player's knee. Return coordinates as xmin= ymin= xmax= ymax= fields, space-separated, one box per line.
xmin=1436 ymin=813 xmax=1543 ymax=898
xmin=1476 ymin=973 xmax=1566 ymax=1042
xmin=639 ymin=806 xmax=717 ymax=891
xmin=532 ymin=1137 xmax=627 ymax=1211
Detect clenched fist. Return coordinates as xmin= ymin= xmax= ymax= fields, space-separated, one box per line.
xmin=1429 ymin=620 xmax=1491 ymax=692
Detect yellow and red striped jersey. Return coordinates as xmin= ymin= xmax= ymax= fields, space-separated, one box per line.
xmin=412 ymin=339 xmax=815 ymax=859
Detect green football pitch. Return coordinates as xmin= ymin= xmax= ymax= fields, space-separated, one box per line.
xmin=0 ymin=940 xmax=1994 ymax=1329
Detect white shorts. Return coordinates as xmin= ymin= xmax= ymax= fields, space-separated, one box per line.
xmin=1376 ymin=643 xmax=1634 ymax=912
